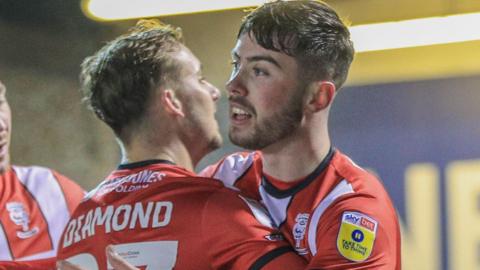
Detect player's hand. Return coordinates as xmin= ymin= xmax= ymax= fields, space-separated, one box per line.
xmin=106 ymin=245 xmax=139 ymax=270
xmin=56 ymin=260 xmax=83 ymax=270
xmin=56 ymin=245 xmax=139 ymax=270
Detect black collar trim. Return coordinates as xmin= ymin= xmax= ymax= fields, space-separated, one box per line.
xmin=261 ymin=147 xmax=335 ymax=198
xmin=117 ymin=159 xmax=175 ymax=170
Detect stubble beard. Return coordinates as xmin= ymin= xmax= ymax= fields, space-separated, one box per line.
xmin=229 ymin=84 xmax=305 ymax=150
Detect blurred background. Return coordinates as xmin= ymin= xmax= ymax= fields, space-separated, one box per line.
xmin=1 ymin=0 xmax=479 ymax=269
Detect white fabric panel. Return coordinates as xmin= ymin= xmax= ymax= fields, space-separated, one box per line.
xmin=259 ymin=185 xmax=292 ymax=227
xmin=0 ymin=223 xmax=12 ymax=260
xmin=307 ymin=179 xmax=354 ymax=256
xmin=239 ymin=195 xmax=275 ymax=228
xmin=212 ymin=153 xmax=255 ymax=188
xmin=13 ymin=166 xmax=70 ymax=258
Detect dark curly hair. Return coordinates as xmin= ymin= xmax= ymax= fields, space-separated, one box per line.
xmin=80 ymin=19 xmax=184 ymax=138
xmin=239 ymin=0 xmax=354 ymax=89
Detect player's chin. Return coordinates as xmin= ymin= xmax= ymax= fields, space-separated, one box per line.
xmin=201 ymin=130 xmax=222 ymax=153
xmin=228 ymin=131 xmax=257 ymax=150
xmin=228 ymin=125 xmax=249 ymax=138
xmin=209 ymin=134 xmax=223 ymax=151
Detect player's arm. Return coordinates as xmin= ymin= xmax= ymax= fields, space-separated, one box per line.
xmin=306 ymin=196 xmax=400 ymax=270
xmin=252 ymin=248 xmax=307 ymax=270
xmin=202 ymin=189 xmax=307 ymax=270
xmin=56 ymin=260 xmax=83 ymax=270
xmin=57 ymin=245 xmax=137 ymax=270
xmin=58 ymin=190 xmax=307 ymax=270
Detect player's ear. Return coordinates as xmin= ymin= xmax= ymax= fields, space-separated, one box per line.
xmin=305 ymin=81 xmax=336 ymax=113
xmin=161 ymin=89 xmax=185 ymax=117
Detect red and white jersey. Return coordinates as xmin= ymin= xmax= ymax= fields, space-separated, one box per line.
xmin=201 ymin=148 xmax=401 ymax=270
xmin=57 ymin=160 xmax=306 ymax=270
xmin=0 ymin=166 xmax=85 ymax=262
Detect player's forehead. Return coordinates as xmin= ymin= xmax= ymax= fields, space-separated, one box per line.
xmin=232 ymin=34 xmax=298 ymax=72
xmin=231 ymin=34 xmax=267 ymax=57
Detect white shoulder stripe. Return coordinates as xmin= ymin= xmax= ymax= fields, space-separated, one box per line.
xmin=238 ymin=195 xmax=275 ymax=229
xmin=0 ymin=224 xmax=12 ymax=260
xmin=213 ymin=153 xmax=255 ymax=187
xmin=307 ymin=179 xmax=354 ymax=256
xmin=13 ymin=166 xmax=71 ymax=255
xmin=259 ymin=185 xmax=292 ymax=227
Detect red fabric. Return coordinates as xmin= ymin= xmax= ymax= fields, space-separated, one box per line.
xmin=0 ymin=166 xmax=84 ymax=263
xmin=0 ymin=258 xmax=56 ymax=270
xmin=0 ymin=169 xmax=52 ymax=258
xmin=57 ymin=162 xmax=306 ymax=270
xmin=203 ymin=149 xmax=401 ymax=270
xmin=52 ymin=171 xmax=85 ymax=215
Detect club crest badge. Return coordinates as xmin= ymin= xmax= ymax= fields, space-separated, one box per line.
xmin=292 ymin=213 xmax=310 ymax=255
xmin=337 ymin=211 xmax=377 ymax=262
xmin=6 ymin=202 xmax=39 ymax=239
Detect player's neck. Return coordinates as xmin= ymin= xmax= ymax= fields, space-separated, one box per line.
xmin=261 ymin=128 xmax=331 ymax=183
xmin=120 ymin=133 xmax=195 ymax=172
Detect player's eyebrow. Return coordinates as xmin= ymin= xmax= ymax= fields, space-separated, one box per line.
xmin=231 ymin=52 xmax=282 ymax=70
xmin=246 ymin=55 xmax=282 ymax=69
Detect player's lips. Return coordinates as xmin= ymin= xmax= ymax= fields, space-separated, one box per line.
xmin=228 ymin=96 xmax=255 ymax=125
xmin=230 ymin=103 xmax=253 ymax=125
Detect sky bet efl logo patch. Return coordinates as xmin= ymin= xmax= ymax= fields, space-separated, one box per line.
xmin=337 ymin=211 xmax=378 ymax=262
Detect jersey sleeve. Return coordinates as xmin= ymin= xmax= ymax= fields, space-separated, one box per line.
xmin=307 ymin=194 xmax=400 ymax=270
xmin=198 ymin=152 xmax=255 ymax=185
xmin=201 ymin=189 xmax=307 ymax=270
xmin=52 ymin=170 xmax=86 ymax=214
xmin=199 ymin=152 xmax=263 ymax=200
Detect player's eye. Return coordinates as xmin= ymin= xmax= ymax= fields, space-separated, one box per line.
xmin=253 ymin=67 xmax=269 ymax=76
